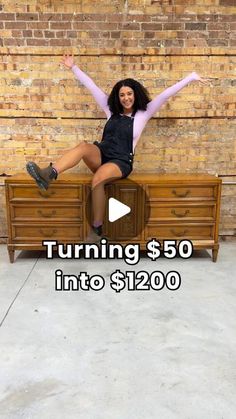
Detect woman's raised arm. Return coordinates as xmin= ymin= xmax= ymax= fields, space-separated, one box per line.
xmin=145 ymin=72 xmax=211 ymax=119
xmin=61 ymin=54 xmax=111 ymax=118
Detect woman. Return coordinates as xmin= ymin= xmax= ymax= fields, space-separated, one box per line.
xmin=26 ymin=54 xmax=210 ymax=242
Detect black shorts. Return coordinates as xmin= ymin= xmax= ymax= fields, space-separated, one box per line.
xmin=93 ymin=141 xmax=133 ymax=179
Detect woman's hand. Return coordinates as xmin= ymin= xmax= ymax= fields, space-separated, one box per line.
xmin=60 ymin=54 xmax=75 ymax=69
xmin=191 ymin=72 xmax=213 ymax=86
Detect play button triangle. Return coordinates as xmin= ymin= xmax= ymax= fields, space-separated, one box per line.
xmin=108 ymin=197 xmax=131 ymax=222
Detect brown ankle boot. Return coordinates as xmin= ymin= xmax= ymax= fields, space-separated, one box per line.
xmin=26 ymin=161 xmax=57 ymax=190
xmin=84 ymin=229 xmax=101 ymax=244
xmin=84 ymin=226 xmax=103 ymax=244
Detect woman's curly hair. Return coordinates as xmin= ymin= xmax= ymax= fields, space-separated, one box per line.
xmin=107 ymin=78 xmax=151 ymax=115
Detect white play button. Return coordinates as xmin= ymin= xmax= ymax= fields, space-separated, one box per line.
xmin=108 ymin=197 xmax=131 ymax=222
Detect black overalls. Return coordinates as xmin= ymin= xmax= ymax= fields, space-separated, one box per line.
xmin=93 ymin=113 xmax=135 ymax=178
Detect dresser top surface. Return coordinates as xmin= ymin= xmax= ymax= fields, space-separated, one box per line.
xmin=4 ymin=172 xmax=221 ymax=185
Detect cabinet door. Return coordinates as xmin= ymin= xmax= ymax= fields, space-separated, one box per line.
xmin=85 ymin=182 xmax=143 ymax=241
xmin=110 ymin=183 xmax=143 ymax=241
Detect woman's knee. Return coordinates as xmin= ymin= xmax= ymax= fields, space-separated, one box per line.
xmin=91 ymin=172 xmax=105 ymax=189
xmin=93 ymin=163 xmax=123 ymax=189
xmin=74 ymin=141 xmax=87 ymax=153
xmin=72 ymin=141 xmax=93 ymax=162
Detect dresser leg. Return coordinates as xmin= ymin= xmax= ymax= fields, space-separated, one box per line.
xmin=212 ymin=248 xmax=218 ymax=262
xmin=8 ymin=249 xmax=15 ymax=263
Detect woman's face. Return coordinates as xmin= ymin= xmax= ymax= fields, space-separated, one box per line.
xmin=119 ymin=86 xmax=135 ymax=114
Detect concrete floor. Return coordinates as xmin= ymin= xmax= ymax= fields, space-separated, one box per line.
xmin=0 ymin=241 xmax=236 ymax=419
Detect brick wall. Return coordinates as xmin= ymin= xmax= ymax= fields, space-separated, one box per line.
xmin=0 ymin=0 xmax=236 ymax=240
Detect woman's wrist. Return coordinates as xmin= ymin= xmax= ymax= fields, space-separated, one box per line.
xmin=190 ymin=71 xmax=199 ymax=80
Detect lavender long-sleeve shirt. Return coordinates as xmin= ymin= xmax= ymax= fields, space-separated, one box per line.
xmin=72 ymin=65 xmax=199 ymax=152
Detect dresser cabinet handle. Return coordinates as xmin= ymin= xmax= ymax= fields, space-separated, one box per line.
xmin=39 ymin=228 xmax=57 ymax=237
xmin=170 ymin=229 xmax=188 ymax=237
xmin=171 ymin=209 xmax=190 ymax=218
xmin=172 ymin=189 xmax=190 ymax=198
xmin=38 ymin=190 xmax=55 ymax=198
xmin=37 ymin=210 xmax=56 ymax=218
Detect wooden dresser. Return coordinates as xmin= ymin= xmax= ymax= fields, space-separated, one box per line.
xmin=5 ymin=173 xmax=221 ymax=263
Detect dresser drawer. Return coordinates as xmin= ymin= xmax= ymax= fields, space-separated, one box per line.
xmin=145 ymin=223 xmax=215 ymax=240
xmin=8 ymin=184 xmax=83 ymax=202
xmin=146 ymin=185 xmax=216 ymax=201
xmin=10 ymin=204 xmax=83 ymax=222
xmin=146 ymin=203 xmax=215 ymax=222
xmin=11 ymin=224 xmax=83 ymax=241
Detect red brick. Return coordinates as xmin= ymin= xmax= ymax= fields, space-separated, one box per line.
xmin=16 ymin=13 xmax=38 ymax=21
xmin=217 ymin=15 xmax=236 ymax=22
xmin=141 ymin=23 xmax=162 ymax=30
xmin=81 ymin=14 xmax=106 ymax=21
xmin=50 ymin=22 xmax=72 ymax=30
xmin=44 ymin=30 xmax=55 ymax=38
xmin=208 ymin=23 xmax=229 ymax=30
xmin=197 ymin=15 xmax=215 ymax=22
xmin=4 ymin=38 xmax=25 ymax=46
xmin=73 ymin=15 xmax=84 ymax=21
xmin=127 ymin=15 xmax=151 ymax=22
xmin=207 ymin=39 xmax=229 ymax=46
xmin=55 ymin=31 xmax=66 ymax=38
xmin=219 ymin=0 xmax=236 ymax=5
xmin=49 ymin=39 xmax=71 ymax=46
xmin=100 ymin=32 xmax=110 ymax=39
xmin=106 ymin=14 xmax=126 ymax=22
xmin=28 ymin=22 xmax=49 ymax=29
xmin=5 ymin=22 xmax=26 ymax=29
xmin=176 ymin=31 xmax=188 ymax=38
xmin=163 ymin=23 xmax=184 ymax=30
xmin=26 ymin=38 xmax=48 ymax=46
xmin=34 ymin=30 xmax=43 ymax=38
xmin=39 ymin=13 xmax=61 ymax=21
xmin=111 ymin=31 xmax=121 ymax=38
xmin=185 ymin=23 xmax=207 ymax=30
xmin=164 ymin=39 xmax=184 ymax=47
xmin=61 ymin=14 xmax=74 ymax=21
xmin=67 ymin=31 xmax=77 ymax=38
xmin=12 ymin=30 xmax=22 ymax=37
xmin=23 ymin=30 xmax=32 ymax=37
xmin=209 ymin=31 xmax=229 ymax=38
xmin=144 ymin=32 xmax=155 ymax=38
xmin=118 ymin=23 xmax=140 ymax=30
xmin=0 ymin=13 xmax=15 ymax=20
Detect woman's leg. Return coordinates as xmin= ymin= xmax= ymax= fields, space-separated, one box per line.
xmin=26 ymin=141 xmax=102 ymax=190
xmin=86 ymin=162 xmax=122 ymax=241
xmin=53 ymin=141 xmax=102 ymax=174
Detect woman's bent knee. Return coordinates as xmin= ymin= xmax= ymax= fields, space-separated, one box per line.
xmin=76 ymin=141 xmax=86 ymax=150
xmin=91 ymin=174 xmax=104 ymax=189
xmin=74 ymin=141 xmax=90 ymax=156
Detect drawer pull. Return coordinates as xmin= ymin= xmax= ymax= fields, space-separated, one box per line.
xmin=39 ymin=228 xmax=57 ymax=237
xmin=37 ymin=210 xmax=56 ymax=218
xmin=171 ymin=209 xmax=190 ymax=218
xmin=172 ymin=189 xmax=190 ymax=198
xmin=38 ymin=190 xmax=55 ymax=198
xmin=170 ymin=229 xmax=188 ymax=237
